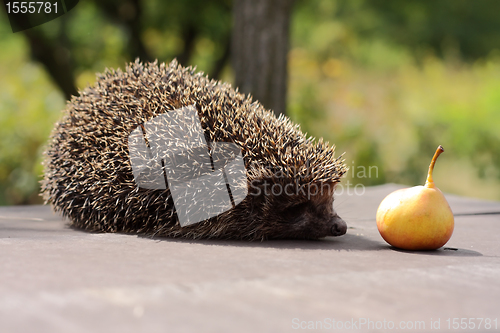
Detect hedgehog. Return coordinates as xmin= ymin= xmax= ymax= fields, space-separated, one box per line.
xmin=41 ymin=59 xmax=348 ymax=241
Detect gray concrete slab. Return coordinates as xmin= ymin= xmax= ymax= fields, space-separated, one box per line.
xmin=0 ymin=184 xmax=499 ymax=333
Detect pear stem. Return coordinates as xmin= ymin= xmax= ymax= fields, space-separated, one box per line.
xmin=425 ymin=145 xmax=444 ymax=188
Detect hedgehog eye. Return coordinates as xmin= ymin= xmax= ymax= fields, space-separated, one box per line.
xmin=282 ymin=201 xmax=309 ymax=222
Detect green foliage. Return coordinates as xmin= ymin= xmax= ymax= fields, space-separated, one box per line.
xmin=141 ymin=0 xmax=232 ymax=72
xmin=294 ymin=0 xmax=500 ymax=61
xmin=289 ymin=50 xmax=500 ymax=199
xmin=362 ymin=0 xmax=500 ymax=60
xmin=0 ymin=19 xmax=64 ymax=205
xmin=288 ymin=0 xmax=500 ymax=200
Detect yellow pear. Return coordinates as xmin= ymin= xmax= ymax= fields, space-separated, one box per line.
xmin=376 ymin=145 xmax=454 ymax=250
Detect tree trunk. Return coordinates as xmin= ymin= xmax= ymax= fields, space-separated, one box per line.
xmin=232 ymin=0 xmax=294 ymax=118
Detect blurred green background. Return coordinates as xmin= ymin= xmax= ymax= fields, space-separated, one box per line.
xmin=1 ymin=0 xmax=500 ymax=205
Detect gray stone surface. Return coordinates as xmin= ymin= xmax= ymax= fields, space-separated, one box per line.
xmin=0 ymin=184 xmax=499 ymax=333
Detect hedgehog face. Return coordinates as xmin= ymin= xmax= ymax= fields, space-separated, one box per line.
xmin=280 ymin=182 xmax=347 ymax=238
xmin=244 ymin=177 xmax=347 ymax=240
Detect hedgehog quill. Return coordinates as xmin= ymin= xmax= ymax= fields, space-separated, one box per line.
xmin=42 ymin=60 xmax=348 ymax=240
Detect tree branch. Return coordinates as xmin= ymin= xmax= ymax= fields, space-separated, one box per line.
xmin=7 ymin=11 xmax=79 ymax=101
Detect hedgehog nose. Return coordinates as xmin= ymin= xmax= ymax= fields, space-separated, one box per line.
xmin=330 ymin=215 xmax=347 ymax=236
